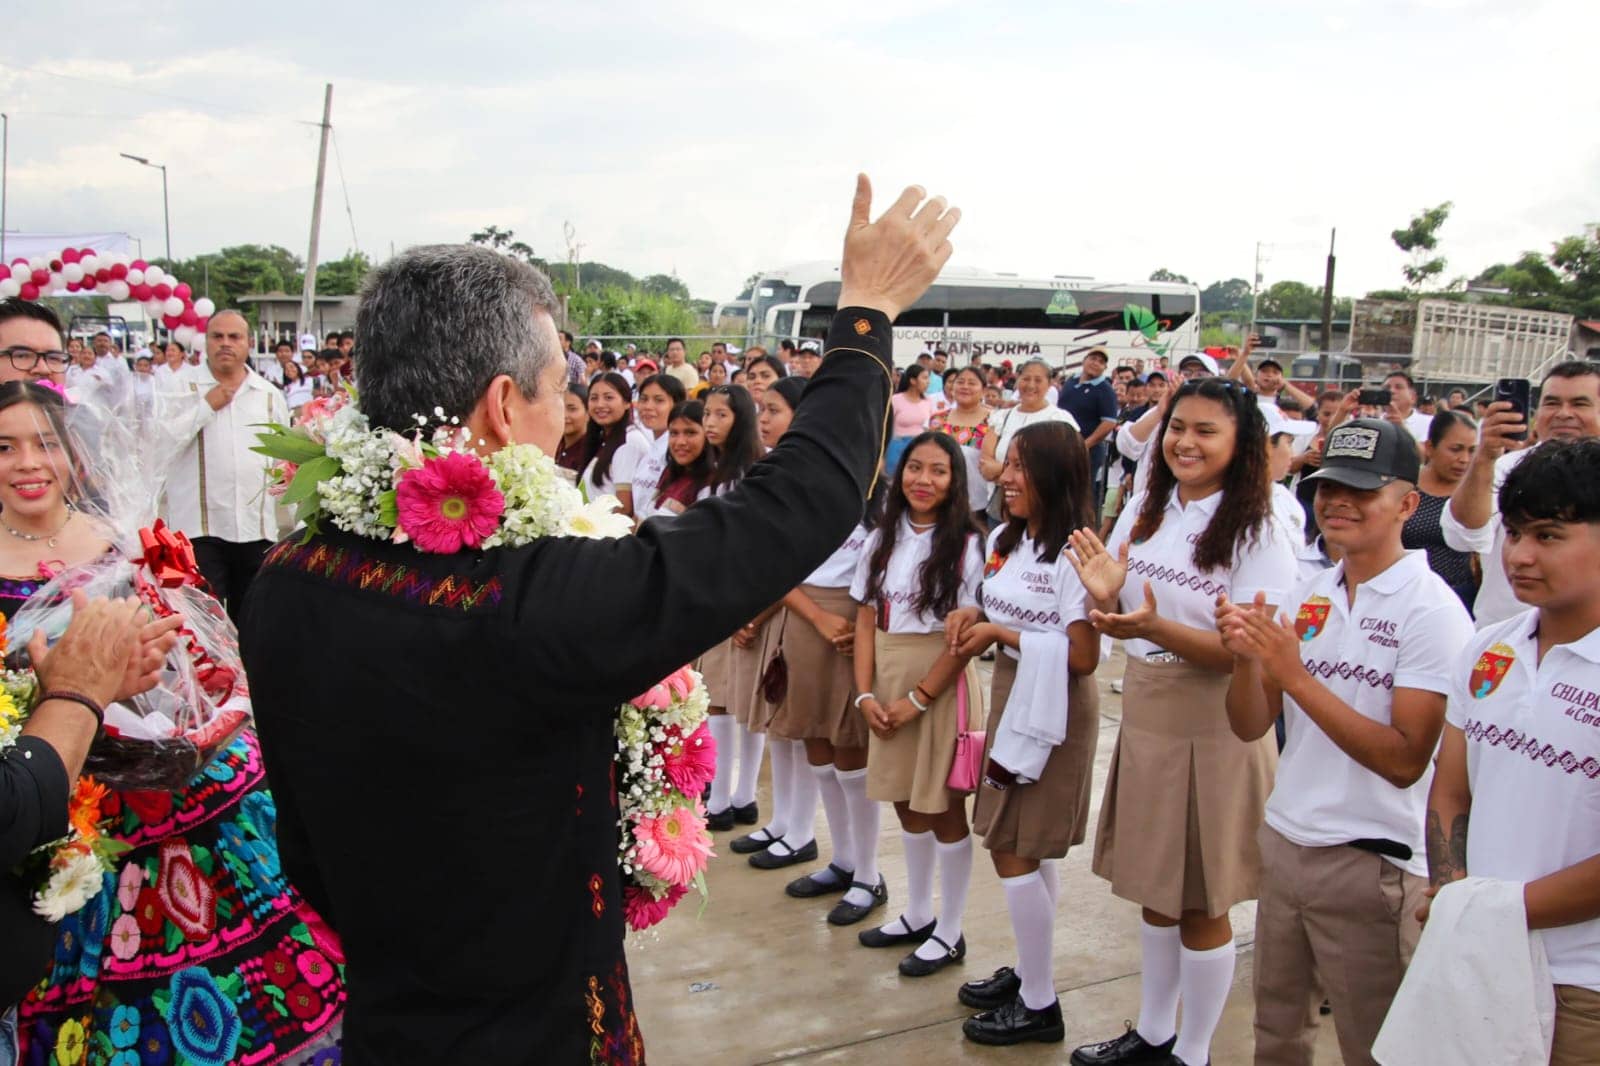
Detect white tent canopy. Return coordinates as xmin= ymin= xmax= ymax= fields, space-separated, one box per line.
xmin=1 ymin=231 xmax=140 ymax=263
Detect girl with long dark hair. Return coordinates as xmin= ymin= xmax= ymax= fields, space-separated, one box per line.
xmin=652 ymin=400 xmax=711 ymax=515
xmin=628 ymin=372 xmax=686 ymax=524
xmin=1065 ymin=376 xmax=1297 ymax=1066
xmin=944 ymin=421 xmax=1102 ymax=1045
xmin=580 ymin=371 xmax=648 ymax=513
xmin=848 ymin=431 xmax=985 ymax=976
xmin=700 ymin=384 xmax=771 ymax=832
xmin=555 ymin=382 xmax=591 ymax=475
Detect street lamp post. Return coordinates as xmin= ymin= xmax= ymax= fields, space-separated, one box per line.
xmin=119 ymin=152 xmax=171 ymax=264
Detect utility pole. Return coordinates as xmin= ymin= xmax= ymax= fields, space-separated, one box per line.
xmin=299 ymin=83 xmax=334 ymax=333
xmin=1249 ymin=241 xmax=1265 ymax=330
xmin=1318 ymin=228 xmax=1337 ymax=380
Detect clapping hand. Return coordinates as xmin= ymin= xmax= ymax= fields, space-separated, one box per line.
xmin=1066 ymin=528 xmax=1129 ymax=609
xmin=838 ymin=176 xmax=960 ymax=322
xmin=1215 ymin=591 xmax=1302 ymax=686
xmin=1089 ymin=581 xmax=1159 ymax=640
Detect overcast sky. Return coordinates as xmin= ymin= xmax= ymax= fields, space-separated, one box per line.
xmin=3 ymin=0 xmax=1596 ymax=305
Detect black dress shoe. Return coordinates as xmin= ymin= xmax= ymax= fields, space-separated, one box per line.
xmin=1070 ymin=1024 xmax=1176 ymax=1066
xmin=858 ymin=916 xmax=936 ymax=949
xmin=958 ymin=966 xmax=1022 ymax=1010
xmin=898 ymin=933 xmax=965 ymax=977
xmin=729 ymin=828 xmax=780 ymax=854
xmin=825 ymin=878 xmax=887 ymax=926
xmin=705 ymin=807 xmax=736 ymax=832
xmin=785 ymin=863 xmax=853 ymax=899
xmin=963 ymin=995 xmax=1065 ymax=1046
xmin=749 ymin=838 xmax=818 ymax=870
xmin=732 ymin=801 xmax=759 ymax=826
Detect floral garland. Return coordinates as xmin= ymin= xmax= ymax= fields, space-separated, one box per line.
xmin=256 ymin=393 xmax=715 ymax=932
xmin=0 ymin=619 xmax=126 ymax=921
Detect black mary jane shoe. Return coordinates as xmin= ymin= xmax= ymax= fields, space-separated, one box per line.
xmin=732 ymin=801 xmax=760 ymax=826
xmin=963 ymin=995 xmax=1065 ymax=1046
xmin=825 ymin=878 xmax=887 ymax=926
xmin=705 ymin=807 xmax=736 ymax=832
xmin=898 ymin=933 xmax=966 ymax=977
xmin=749 ymin=838 xmax=818 ymax=870
xmin=858 ymin=915 xmax=936 ymax=949
xmin=958 ymin=965 xmax=1022 ymax=1010
xmin=1069 ymin=1024 xmax=1176 ymax=1066
xmin=785 ymin=863 xmax=854 ymax=899
xmin=729 ymin=828 xmax=780 ymax=854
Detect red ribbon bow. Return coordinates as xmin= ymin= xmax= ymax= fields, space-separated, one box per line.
xmin=138 ymin=520 xmax=201 ymax=589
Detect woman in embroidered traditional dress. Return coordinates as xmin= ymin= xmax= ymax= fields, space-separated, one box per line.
xmin=850 ymin=431 xmax=984 ymax=974
xmin=931 ymin=365 xmax=993 ymax=519
xmin=0 ymin=383 xmax=345 ymax=1066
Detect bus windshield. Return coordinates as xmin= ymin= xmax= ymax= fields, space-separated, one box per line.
xmin=798 ymin=282 xmax=1196 ymax=333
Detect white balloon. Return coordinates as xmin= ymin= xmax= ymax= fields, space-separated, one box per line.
xmin=193 ymin=297 xmax=216 ymax=318
xmin=105 ymin=280 xmax=131 ymax=301
xmin=126 ymin=268 xmax=145 ymax=286
xmin=47 ymin=273 xmax=64 ymax=292
xmin=143 ymin=265 xmax=163 ymax=285
xmin=173 ymin=325 xmax=196 ymax=345
xmin=27 ymin=257 xmax=46 ymax=273
xmin=0 ymin=278 xmax=19 ymax=298
xmin=145 ymin=298 xmax=165 ymax=316
xmin=78 ymin=255 xmax=98 ymax=274
xmin=162 ymin=296 xmax=184 ymax=316
xmin=62 ymin=264 xmax=85 ymax=284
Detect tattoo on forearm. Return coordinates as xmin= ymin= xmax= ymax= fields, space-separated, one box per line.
xmin=1426 ymin=810 xmax=1470 ymax=887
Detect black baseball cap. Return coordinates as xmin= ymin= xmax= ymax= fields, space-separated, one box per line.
xmin=1257 ymin=358 xmax=1283 ymax=373
xmin=1303 ymin=418 xmax=1421 ymax=491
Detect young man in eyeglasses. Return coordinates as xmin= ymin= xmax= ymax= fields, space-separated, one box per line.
xmin=0 ymin=299 xmax=71 ymax=386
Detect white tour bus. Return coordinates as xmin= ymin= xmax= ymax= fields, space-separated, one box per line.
xmin=714 ymin=262 xmax=1200 ymax=371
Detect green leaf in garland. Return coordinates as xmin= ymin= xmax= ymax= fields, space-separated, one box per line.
xmin=377 ymin=489 xmax=398 ymax=529
xmin=252 ymin=426 xmax=331 ymax=465
xmin=281 ymin=455 xmax=338 ymax=507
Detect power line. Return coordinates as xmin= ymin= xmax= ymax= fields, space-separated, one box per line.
xmin=330 ymin=126 xmax=360 ymax=255
xmin=0 ymin=62 xmax=322 ymax=126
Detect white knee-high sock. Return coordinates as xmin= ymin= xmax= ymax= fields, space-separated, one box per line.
xmin=1002 ymin=871 xmax=1057 ymax=1010
xmin=900 ymin=829 xmax=937 ymax=929
xmin=732 ymin=724 xmax=766 ymax=808
xmin=837 ymin=768 xmax=879 ymax=907
xmin=708 ymin=715 xmax=736 ymax=812
xmin=782 ymin=750 xmax=819 ymax=849
xmin=758 ymin=738 xmax=793 ymax=839
xmin=1172 ymin=942 xmax=1235 ymax=1066
xmin=1039 ymin=859 xmax=1060 ymax=907
xmin=1135 ymin=920 xmax=1182 ymax=1046
xmin=813 ymin=763 xmax=853 ymax=872
xmin=913 ymin=835 xmax=973 ymax=961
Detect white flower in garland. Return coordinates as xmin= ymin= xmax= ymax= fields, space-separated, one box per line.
xmin=34 ymin=848 xmax=106 ymax=923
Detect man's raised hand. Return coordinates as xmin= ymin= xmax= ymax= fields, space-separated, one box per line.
xmin=838 ymin=175 xmax=959 ymax=322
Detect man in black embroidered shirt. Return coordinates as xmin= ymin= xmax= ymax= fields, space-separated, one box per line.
xmin=241 ymin=176 xmax=960 ymax=1064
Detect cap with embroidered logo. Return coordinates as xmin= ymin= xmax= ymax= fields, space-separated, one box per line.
xmin=1303 ymin=417 xmax=1421 ymax=491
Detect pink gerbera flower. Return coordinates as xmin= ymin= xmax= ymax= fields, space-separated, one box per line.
xmin=395 ymin=451 xmax=505 ymax=553
xmin=661 ymin=723 xmax=716 ymax=798
xmin=632 ymin=806 xmax=714 ymax=886
xmin=623 ymin=883 xmax=688 ymax=932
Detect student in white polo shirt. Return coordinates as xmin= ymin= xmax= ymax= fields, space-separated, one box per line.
xmin=1217 ymin=418 xmax=1474 ymax=1065
xmin=1427 ymin=438 xmax=1600 ymax=1065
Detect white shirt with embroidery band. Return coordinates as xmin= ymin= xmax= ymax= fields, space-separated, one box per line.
xmin=980 ymin=527 xmax=1091 ymax=661
xmin=1105 ymin=488 xmax=1299 ymax=661
xmin=629 ymin=433 xmax=672 ymax=522
xmin=1447 ymin=608 xmax=1600 ymax=991
xmin=583 ymin=424 xmax=651 ymax=501
xmin=158 ymin=362 xmax=287 ymax=544
xmin=1440 ymin=448 xmax=1526 ymax=628
xmin=849 ymin=519 xmax=982 ymax=635
xmin=1266 ymin=551 xmax=1474 ymax=878
xmin=807 ymin=523 xmax=871 ymax=589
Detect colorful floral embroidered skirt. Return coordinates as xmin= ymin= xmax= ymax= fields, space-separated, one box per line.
xmin=16 ymin=731 xmax=344 ymax=1065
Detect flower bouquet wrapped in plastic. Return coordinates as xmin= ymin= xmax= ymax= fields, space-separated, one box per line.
xmin=4 ymin=373 xmax=250 ymax=791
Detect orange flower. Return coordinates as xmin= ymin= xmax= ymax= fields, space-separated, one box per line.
xmin=68 ymin=776 xmax=109 ymax=842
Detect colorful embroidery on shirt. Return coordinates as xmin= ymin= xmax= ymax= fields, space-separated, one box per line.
xmin=1461 ymin=718 xmax=1600 ymax=778
xmin=983 ymin=550 xmax=1004 ymax=579
xmin=1302 ymin=658 xmax=1394 ymax=690
xmin=586 ymin=963 xmax=644 ymax=1065
xmin=1470 ymin=642 xmax=1517 ymax=699
xmin=263 ymin=540 xmax=504 ymax=612
xmin=1294 ymin=595 xmax=1331 ymax=642
xmin=1128 ymin=557 xmax=1226 ymax=597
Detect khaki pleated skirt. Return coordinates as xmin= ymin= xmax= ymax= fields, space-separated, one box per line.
xmin=1091 ymin=657 xmax=1276 ymax=919
xmin=699 ymin=639 xmax=734 ymax=709
xmin=866 ymin=630 xmax=982 ymax=815
xmin=767 ymin=585 xmax=868 ymax=749
xmin=973 ymin=653 xmax=1100 ymax=860
xmin=729 ymin=610 xmax=782 ymax=733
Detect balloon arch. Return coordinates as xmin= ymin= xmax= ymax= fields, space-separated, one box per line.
xmin=0 ymin=247 xmax=215 ymax=346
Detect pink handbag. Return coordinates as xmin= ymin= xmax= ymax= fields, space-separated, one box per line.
xmin=946 ymin=671 xmax=986 ymax=794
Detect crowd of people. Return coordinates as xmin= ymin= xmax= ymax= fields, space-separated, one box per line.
xmin=0 ymin=171 xmax=1596 ymax=1066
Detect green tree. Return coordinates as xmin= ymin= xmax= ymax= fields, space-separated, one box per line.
xmin=155 ymin=244 xmax=305 ymax=314
xmin=1392 ymin=202 xmax=1453 ymax=291
xmin=1257 ymin=280 xmax=1321 ymax=319
xmin=314 ymin=251 xmax=374 ymax=296
xmin=1149 ymin=268 xmax=1190 ymax=284
xmin=639 ymin=273 xmax=690 ymax=300
xmin=1200 ymin=277 xmax=1252 ymax=314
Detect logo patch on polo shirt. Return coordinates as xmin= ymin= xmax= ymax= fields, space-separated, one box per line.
xmin=984 ymin=550 xmax=1004 ymax=579
xmin=1470 ymin=642 xmax=1517 ymax=699
xmin=1295 ymin=595 xmax=1332 ymax=642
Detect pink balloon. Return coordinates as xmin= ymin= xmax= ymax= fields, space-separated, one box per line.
xmin=162 ymin=313 xmax=181 ymax=329
xmin=61 ymin=248 xmax=80 ymax=264
xmin=29 ymin=269 xmax=48 ymax=287
xmin=173 ymin=282 xmax=192 ymax=300
xmin=20 ymin=283 xmax=39 ymax=301
xmin=81 ymin=276 xmax=97 ymax=291
xmin=110 ymin=263 xmax=129 ymax=280
xmin=196 ymin=316 xmax=209 ymax=332
xmin=95 ymin=269 xmax=111 ymax=283
xmin=132 ymin=283 xmax=153 ymax=301
xmin=65 ymin=281 xmax=82 ymax=293
xmin=0 ymin=265 xmax=9 ymax=282
xmin=130 ymin=259 xmax=148 ymax=271
xmin=79 ymin=247 xmax=95 ymax=259
xmin=153 ymin=282 xmax=172 ymax=300
xmin=180 ymin=307 xmax=199 ymax=327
